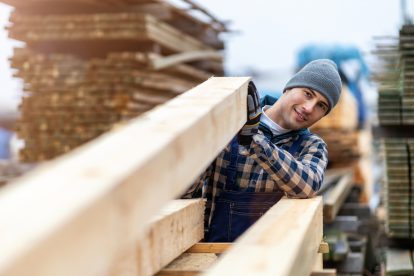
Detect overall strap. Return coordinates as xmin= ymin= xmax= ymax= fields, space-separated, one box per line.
xmin=225 ymin=137 xmax=239 ymax=191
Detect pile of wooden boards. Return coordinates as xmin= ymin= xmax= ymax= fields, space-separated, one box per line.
xmin=3 ymin=0 xmax=226 ymax=162
xmin=373 ymin=25 xmax=414 ymax=239
xmin=374 ymin=25 xmax=414 ymax=125
xmin=311 ymin=85 xmax=361 ymax=167
xmin=310 ymin=85 xmax=373 ymax=202
xmin=381 ymin=139 xmax=414 ymax=239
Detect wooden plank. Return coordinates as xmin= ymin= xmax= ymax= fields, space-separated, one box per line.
xmin=150 ymin=50 xmax=223 ymax=70
xmin=323 ymin=171 xmax=354 ymax=222
xmin=386 ymin=248 xmax=414 ymax=275
xmin=186 ymin=243 xmax=231 ymax=254
xmin=146 ymin=15 xmax=212 ymax=53
xmin=156 ymin=253 xmax=218 ymax=276
xmin=9 ymin=13 xmax=212 ymax=53
xmin=311 ymin=269 xmax=337 ymax=276
xmin=205 ymin=197 xmax=323 ymax=276
xmin=312 ymin=253 xmax=323 ymax=271
xmin=110 ymin=199 xmax=204 ymax=276
xmin=0 ymin=77 xmax=250 ymax=276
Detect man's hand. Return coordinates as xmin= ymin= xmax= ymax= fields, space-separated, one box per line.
xmin=238 ymin=81 xmax=262 ymax=145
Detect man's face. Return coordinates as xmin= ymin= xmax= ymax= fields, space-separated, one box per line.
xmin=276 ymin=87 xmax=329 ymax=130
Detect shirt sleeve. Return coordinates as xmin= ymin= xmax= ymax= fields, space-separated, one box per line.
xmin=181 ymin=162 xmax=214 ymax=199
xmin=244 ymin=133 xmax=328 ymax=198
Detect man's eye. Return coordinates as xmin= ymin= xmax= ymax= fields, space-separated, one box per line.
xmin=318 ymin=103 xmax=327 ymax=111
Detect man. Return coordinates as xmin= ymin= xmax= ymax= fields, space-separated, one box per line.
xmin=183 ymin=59 xmax=342 ymax=242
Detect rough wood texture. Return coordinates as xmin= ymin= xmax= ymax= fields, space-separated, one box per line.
xmin=13 ymin=49 xmax=206 ymax=162
xmin=186 ymin=243 xmax=231 ymax=254
xmin=8 ymin=0 xmax=226 ymax=162
xmin=156 ymin=253 xmax=218 ymax=276
xmin=205 ymin=197 xmax=323 ymax=276
xmin=9 ymin=12 xmax=212 ymax=54
xmin=0 ymin=77 xmax=249 ymax=276
xmin=110 ymin=199 xmax=204 ymax=276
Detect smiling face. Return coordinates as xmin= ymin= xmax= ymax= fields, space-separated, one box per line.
xmin=268 ymin=87 xmax=329 ymax=130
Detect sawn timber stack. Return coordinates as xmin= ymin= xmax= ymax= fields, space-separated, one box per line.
xmin=3 ymin=0 xmax=226 ymax=162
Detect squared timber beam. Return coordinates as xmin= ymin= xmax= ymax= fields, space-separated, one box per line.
xmin=205 ymin=197 xmax=323 ymax=276
xmin=323 ymin=170 xmax=353 ymax=222
xmin=109 ymin=199 xmax=204 ymax=276
xmin=0 ymin=77 xmax=250 ymax=276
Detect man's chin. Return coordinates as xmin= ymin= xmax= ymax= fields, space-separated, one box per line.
xmin=291 ymin=122 xmax=310 ymax=130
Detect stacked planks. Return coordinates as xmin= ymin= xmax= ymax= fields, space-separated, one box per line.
xmin=4 ymin=0 xmax=226 ymax=162
xmin=373 ymin=25 xmax=414 ymax=240
xmin=381 ymin=139 xmax=414 ymax=239
xmin=310 ymin=85 xmax=362 ymax=167
xmin=311 ymin=85 xmax=373 ymax=202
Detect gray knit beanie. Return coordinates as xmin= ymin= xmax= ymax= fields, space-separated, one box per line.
xmin=284 ymin=59 xmax=342 ymax=112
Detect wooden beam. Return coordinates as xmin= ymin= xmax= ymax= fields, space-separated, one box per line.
xmin=150 ymin=51 xmax=223 ymax=71
xmin=0 ymin=77 xmax=249 ymax=276
xmin=205 ymin=197 xmax=323 ymax=276
xmin=323 ymin=170 xmax=353 ymax=223
xmin=186 ymin=243 xmax=231 ymax=254
xmin=156 ymin=253 xmax=218 ymax=276
xmin=312 ymin=253 xmax=323 ymax=273
xmin=311 ymin=269 xmax=337 ymax=276
xmin=110 ymin=199 xmax=204 ymax=276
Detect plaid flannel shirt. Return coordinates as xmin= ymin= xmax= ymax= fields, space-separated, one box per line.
xmin=182 ymin=103 xmax=328 ymax=229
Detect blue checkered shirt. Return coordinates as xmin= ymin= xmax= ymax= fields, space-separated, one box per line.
xmin=183 ymin=117 xmax=328 ymax=229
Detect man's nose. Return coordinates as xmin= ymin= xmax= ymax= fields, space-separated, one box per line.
xmin=303 ymin=100 xmax=316 ymax=113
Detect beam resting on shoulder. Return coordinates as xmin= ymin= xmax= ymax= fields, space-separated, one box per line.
xmin=0 ymin=77 xmax=250 ymax=276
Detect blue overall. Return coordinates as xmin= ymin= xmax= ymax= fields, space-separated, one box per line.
xmin=206 ymin=131 xmax=309 ymax=242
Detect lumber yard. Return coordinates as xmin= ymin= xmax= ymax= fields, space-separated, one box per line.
xmin=0 ymin=0 xmax=412 ymax=275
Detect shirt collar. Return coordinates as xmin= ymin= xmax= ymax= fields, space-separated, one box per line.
xmin=260 ymin=105 xmax=290 ymax=136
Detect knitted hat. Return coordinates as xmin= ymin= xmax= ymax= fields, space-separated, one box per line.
xmin=284 ymin=59 xmax=342 ymax=112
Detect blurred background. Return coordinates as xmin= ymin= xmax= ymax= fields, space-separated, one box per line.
xmin=0 ymin=0 xmax=408 ymax=113
xmin=1 ymin=1 xmax=414 ymax=274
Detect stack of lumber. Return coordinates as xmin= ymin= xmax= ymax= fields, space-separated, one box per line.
xmin=381 ymin=139 xmax=414 ymax=239
xmin=373 ymin=26 xmax=414 ymax=239
xmin=311 ymin=85 xmax=361 ymax=167
xmin=373 ymin=25 xmax=414 ymax=126
xmin=311 ymin=85 xmax=373 ymax=202
xmin=3 ymin=0 xmax=226 ymax=162
xmin=400 ymin=26 xmax=414 ymax=125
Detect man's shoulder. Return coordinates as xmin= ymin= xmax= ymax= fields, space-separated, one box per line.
xmin=305 ymin=131 xmax=327 ymax=147
xmin=260 ymin=95 xmax=278 ymax=107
